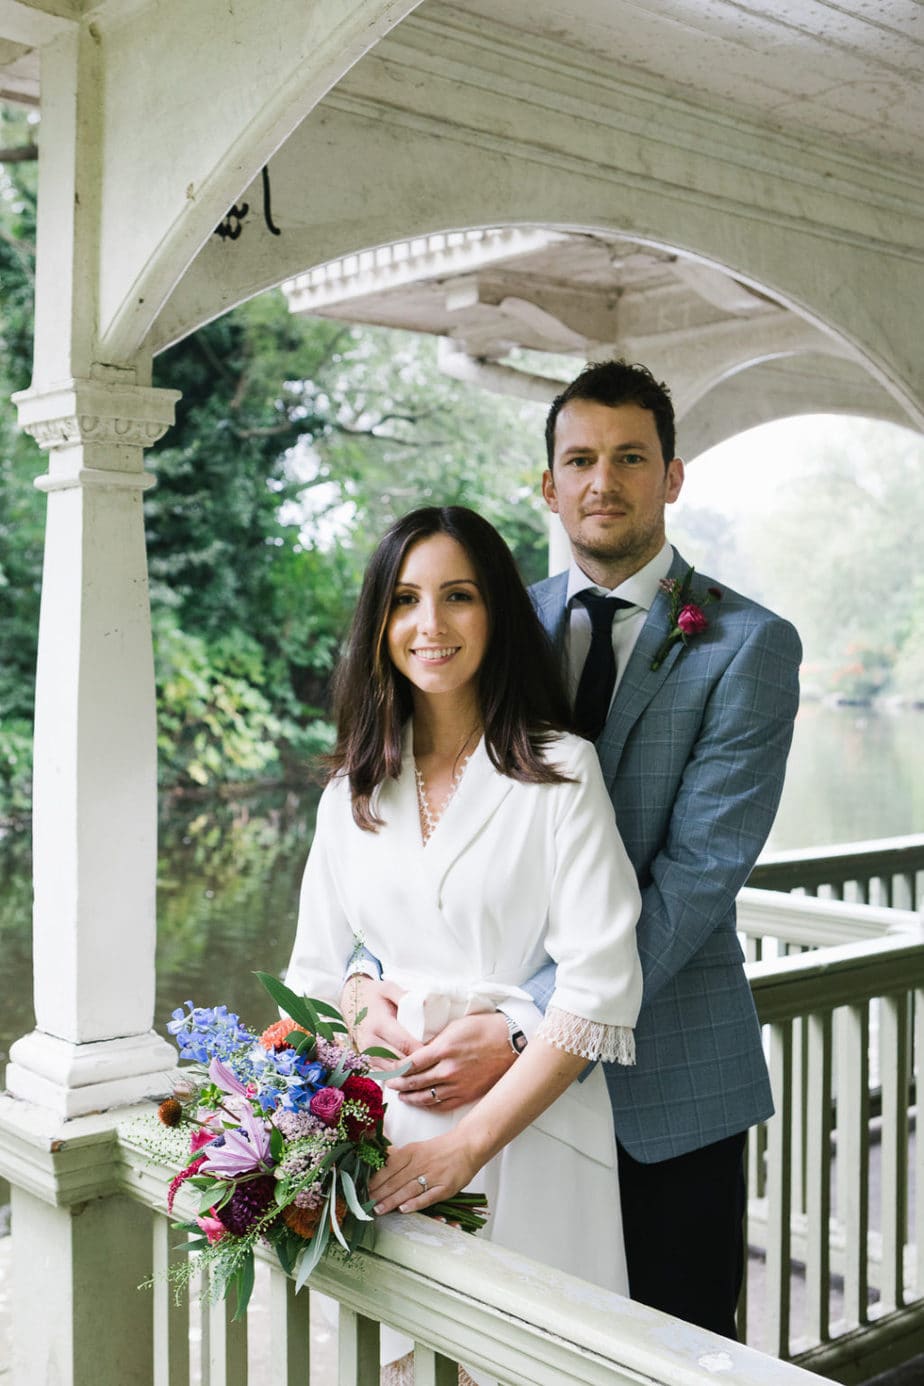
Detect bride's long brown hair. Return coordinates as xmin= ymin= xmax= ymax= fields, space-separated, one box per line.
xmin=329 ymin=506 xmax=574 ymax=829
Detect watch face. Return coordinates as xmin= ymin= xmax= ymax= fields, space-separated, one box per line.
xmin=512 ymin=1030 xmax=528 ymax=1054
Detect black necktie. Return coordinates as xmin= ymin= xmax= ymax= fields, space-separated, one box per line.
xmin=573 ymin=591 xmax=633 ymax=741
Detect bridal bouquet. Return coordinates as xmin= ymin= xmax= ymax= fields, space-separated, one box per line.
xmin=152 ymin=973 xmax=487 ymax=1316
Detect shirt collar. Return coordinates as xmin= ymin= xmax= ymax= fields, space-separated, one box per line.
xmin=565 ymin=541 xmax=674 ymax=612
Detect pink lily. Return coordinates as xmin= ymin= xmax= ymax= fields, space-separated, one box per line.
xmin=209 ymin=1056 xmax=249 ymax=1097
xmin=197 ymin=1102 xmax=272 ymax=1178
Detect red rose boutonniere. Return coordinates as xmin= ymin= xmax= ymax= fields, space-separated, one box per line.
xmin=651 ymin=566 xmax=722 ymax=671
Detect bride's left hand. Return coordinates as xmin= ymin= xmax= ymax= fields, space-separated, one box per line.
xmin=369 ymin=1133 xmax=480 ymax=1215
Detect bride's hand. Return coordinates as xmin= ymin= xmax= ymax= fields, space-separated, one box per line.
xmin=369 ymin=1133 xmax=481 ymax=1215
xmin=341 ymin=976 xmax=415 ymax=1067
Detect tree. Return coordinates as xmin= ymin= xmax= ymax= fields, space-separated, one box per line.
xmin=0 ymin=105 xmax=41 ymax=816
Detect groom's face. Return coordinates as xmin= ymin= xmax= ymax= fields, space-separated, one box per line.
xmin=543 ymin=399 xmax=684 ymax=585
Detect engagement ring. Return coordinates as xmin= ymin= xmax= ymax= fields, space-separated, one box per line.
xmin=429 ymin=1086 xmax=438 ymax=1102
xmin=417 ymin=1174 xmax=429 ymax=1191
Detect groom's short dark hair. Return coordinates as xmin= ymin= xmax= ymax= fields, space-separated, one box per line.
xmin=545 ymin=359 xmax=676 ymax=469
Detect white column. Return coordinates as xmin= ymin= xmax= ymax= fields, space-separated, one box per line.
xmin=5 ymin=373 xmax=181 ymax=1118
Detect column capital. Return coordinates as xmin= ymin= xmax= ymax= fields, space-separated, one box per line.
xmin=13 ymin=376 xmax=181 ymax=453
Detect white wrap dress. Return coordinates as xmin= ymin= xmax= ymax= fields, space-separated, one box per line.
xmin=286 ymin=730 xmax=643 ymax=1320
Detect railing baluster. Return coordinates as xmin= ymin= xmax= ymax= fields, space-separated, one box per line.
xmin=415 ymin=1344 xmax=460 ymax=1385
xmin=879 ymin=992 xmax=910 ymax=1312
xmin=804 ymin=1010 xmax=832 ymax=1344
xmin=766 ymin=1019 xmax=793 ymax=1357
xmin=339 ymin=1306 xmax=380 ymax=1384
xmin=206 ymin=1286 xmax=248 ymax=1385
xmin=916 ymin=987 xmax=924 ymax=1297
xmin=152 ymin=1213 xmax=190 ymax=1386
xmin=269 ymin=1266 xmax=310 ymax=1384
xmin=838 ymin=1002 xmax=870 ymax=1328
xmin=893 ymin=872 xmax=914 ymax=911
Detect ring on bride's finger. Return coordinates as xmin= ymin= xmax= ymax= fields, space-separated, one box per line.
xmin=417 ymin=1174 xmax=429 ymax=1192
xmin=429 ymin=1086 xmax=438 ymax=1102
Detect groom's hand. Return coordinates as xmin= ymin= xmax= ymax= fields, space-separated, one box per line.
xmin=391 ymin=1012 xmax=515 ymax=1111
xmin=341 ymin=976 xmax=416 ymax=1068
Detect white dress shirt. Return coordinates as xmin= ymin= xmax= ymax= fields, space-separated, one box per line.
xmin=564 ymin=541 xmax=673 ymax=707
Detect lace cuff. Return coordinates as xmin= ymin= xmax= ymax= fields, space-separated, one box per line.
xmin=535 ymin=1004 xmax=636 ymax=1066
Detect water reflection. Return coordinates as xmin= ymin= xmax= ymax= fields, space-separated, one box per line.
xmin=767 ymin=706 xmax=924 ymax=851
xmin=154 ymin=785 xmax=322 ymax=1034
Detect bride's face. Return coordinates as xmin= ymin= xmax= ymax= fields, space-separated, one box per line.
xmin=386 ymin=533 xmax=489 ymax=701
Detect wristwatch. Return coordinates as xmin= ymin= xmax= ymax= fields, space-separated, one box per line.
xmin=499 ymin=1011 xmax=528 ymax=1055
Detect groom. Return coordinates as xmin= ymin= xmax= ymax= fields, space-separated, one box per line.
xmin=354 ymin=359 xmax=801 ymax=1339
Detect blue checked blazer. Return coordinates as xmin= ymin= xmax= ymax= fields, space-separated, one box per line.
xmin=529 ymin=548 xmax=802 ymax=1163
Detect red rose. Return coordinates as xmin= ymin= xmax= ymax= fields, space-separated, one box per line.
xmin=309 ymin=1086 xmax=345 ymax=1125
xmin=341 ymin=1074 xmax=386 ymax=1139
xmin=677 ymin=603 xmax=708 ymax=636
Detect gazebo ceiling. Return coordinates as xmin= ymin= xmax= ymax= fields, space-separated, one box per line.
xmin=1 ymin=0 xmax=920 ymax=444
xmin=2 ymin=0 xmax=920 ymax=166
xmin=442 ymin=0 xmax=923 ymax=168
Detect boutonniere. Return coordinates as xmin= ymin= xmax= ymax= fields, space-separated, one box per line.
xmin=650 ymin=566 xmax=722 ymax=671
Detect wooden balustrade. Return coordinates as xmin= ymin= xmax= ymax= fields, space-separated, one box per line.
xmin=745 ymin=930 xmax=924 ymax=1380
xmin=4 ymin=838 xmax=924 ymax=1384
xmin=116 ymin=1121 xmax=828 ymax=1386
xmin=749 ymin=835 xmax=924 ymax=910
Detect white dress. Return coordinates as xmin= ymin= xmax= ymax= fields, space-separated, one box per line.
xmin=287 ymin=731 xmax=643 ymax=1371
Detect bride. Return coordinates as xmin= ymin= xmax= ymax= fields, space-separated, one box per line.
xmin=286 ymin=505 xmax=643 ymax=1382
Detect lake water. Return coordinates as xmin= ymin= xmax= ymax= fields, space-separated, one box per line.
xmin=0 ymin=704 xmax=921 ymax=1165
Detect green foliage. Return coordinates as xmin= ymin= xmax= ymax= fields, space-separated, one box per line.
xmin=154 ymin=609 xmax=285 ymax=788
xmin=677 ymin=417 xmax=924 ymax=701
xmin=0 ymin=108 xmax=42 ymax=759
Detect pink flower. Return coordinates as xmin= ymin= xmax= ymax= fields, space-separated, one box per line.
xmin=197 ymin=1105 xmax=272 ymax=1178
xmin=209 ymin=1056 xmax=249 ymax=1097
xmin=309 ymin=1086 xmax=346 ymax=1125
xmin=190 ymin=1125 xmax=220 ymax=1153
xmin=677 ymin=603 xmax=708 ymax=636
xmin=196 ymin=1209 xmax=227 ymax=1245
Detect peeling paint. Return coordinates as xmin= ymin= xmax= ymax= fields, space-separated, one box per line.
xmin=698 ymin=1350 xmax=734 ymax=1372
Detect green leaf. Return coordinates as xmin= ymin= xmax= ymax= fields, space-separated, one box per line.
xmin=269 ymin=1124 xmax=284 ymax=1161
xmin=177 ymin=1236 xmax=209 ymax=1253
xmin=362 ymin=1045 xmax=401 ymax=1060
xmin=199 ymin=1187 xmax=222 ymax=1214
xmin=231 ymin=1251 xmax=255 ymax=1320
xmin=253 ymin=972 xmax=318 ymax=1032
xmin=340 ymin=1168 xmax=374 ymax=1223
xmin=367 ymin=1059 xmax=411 ymax=1080
xmin=274 ymin=1230 xmax=299 ymax=1276
xmin=294 ymin=1210 xmax=330 ymax=1291
xmin=327 ymin=1171 xmax=351 ymax=1253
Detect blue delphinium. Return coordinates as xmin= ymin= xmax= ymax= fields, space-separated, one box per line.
xmin=167 ymin=1002 xmax=256 ymax=1071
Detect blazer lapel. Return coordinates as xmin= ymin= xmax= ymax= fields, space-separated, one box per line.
xmin=533 ymin=572 xmax=569 ymax=661
xmin=424 ymin=738 xmax=515 ymax=906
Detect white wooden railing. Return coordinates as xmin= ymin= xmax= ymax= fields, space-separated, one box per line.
xmin=748 ymin=834 xmax=924 ymax=911
xmin=115 ymin=1123 xmax=828 ymax=1386
xmin=4 ymin=835 xmax=924 ymax=1384
xmin=736 ymin=834 xmax=924 ymax=1381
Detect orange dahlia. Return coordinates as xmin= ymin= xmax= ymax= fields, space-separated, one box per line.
xmin=259 ymin=1018 xmax=310 ymax=1051
xmin=281 ymin=1195 xmax=349 ymax=1241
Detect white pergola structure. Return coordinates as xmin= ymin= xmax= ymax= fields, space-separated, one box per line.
xmin=0 ymin=2 xmax=922 ymax=1381
xmin=281 ymin=226 xmax=917 ymax=461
